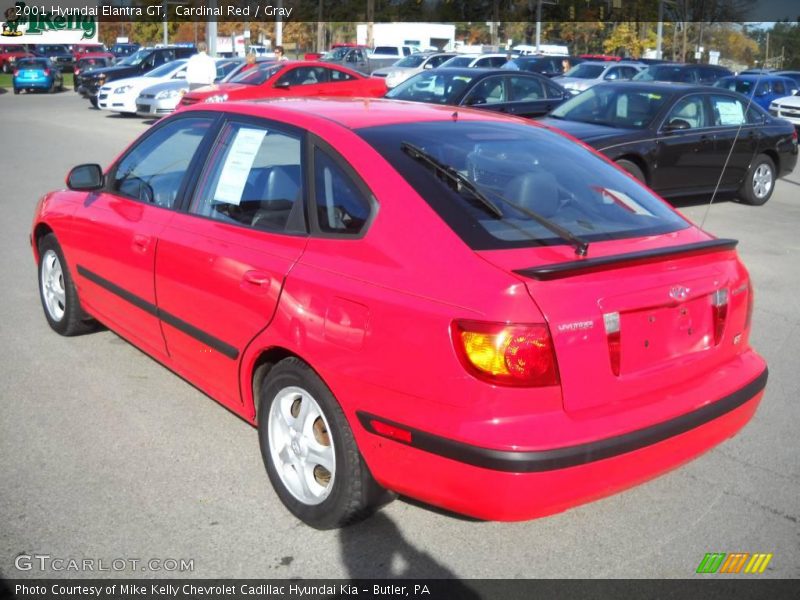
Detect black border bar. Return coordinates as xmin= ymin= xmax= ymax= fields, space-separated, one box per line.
xmin=357 ymin=367 xmax=767 ymax=473
xmin=514 ymin=238 xmax=739 ymax=281
xmin=76 ymin=265 xmax=239 ymax=360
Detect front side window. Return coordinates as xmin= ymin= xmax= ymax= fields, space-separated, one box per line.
xmin=665 ymin=95 xmax=708 ymax=129
xmin=190 ymin=122 xmax=303 ymax=233
xmin=357 ymin=121 xmax=688 ymax=250
xmin=112 ymin=117 xmax=212 ymax=208
xmin=550 ymin=86 xmax=670 ymax=129
xmin=464 ymin=77 xmax=506 ymax=105
xmin=277 ymin=66 xmax=329 ymax=86
xmin=313 ymin=149 xmax=371 ymax=234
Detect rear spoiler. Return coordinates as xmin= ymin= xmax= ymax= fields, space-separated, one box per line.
xmin=514 ymin=238 xmax=738 ymax=281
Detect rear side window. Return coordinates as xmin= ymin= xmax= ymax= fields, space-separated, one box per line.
xmin=313 ymin=149 xmax=371 ymax=235
xmin=508 ymin=76 xmax=544 ymax=101
xmin=112 ymin=117 xmax=212 ymax=208
xmin=190 ymin=122 xmax=304 ymax=233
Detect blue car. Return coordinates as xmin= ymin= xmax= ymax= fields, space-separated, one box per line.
xmin=713 ymin=75 xmax=799 ymax=110
xmin=13 ymin=58 xmax=64 ymax=94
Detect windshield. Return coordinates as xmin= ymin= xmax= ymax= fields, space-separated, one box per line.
xmin=229 ymin=62 xmax=283 ymax=85
xmin=634 ymin=65 xmax=695 ymax=83
xmin=550 ymin=86 xmax=669 ymax=129
xmin=118 ymin=49 xmax=149 ymax=67
xmin=564 ymin=64 xmax=606 ymax=79
xmin=216 ymin=60 xmax=241 ymax=79
xmin=322 ymin=47 xmax=351 ymax=61
xmin=386 ymin=71 xmax=477 ymax=104
xmin=357 ymin=121 xmax=687 ymax=250
xmin=714 ymin=78 xmax=757 ymax=95
xmin=440 ymin=56 xmax=476 ymax=68
xmin=396 ymin=54 xmax=427 ymax=68
xmin=145 ymin=60 xmax=185 ymax=78
xmin=37 ymin=45 xmax=68 ymax=54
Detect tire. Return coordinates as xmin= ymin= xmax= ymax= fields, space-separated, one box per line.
xmin=13 ymin=87 xmax=19 ymax=95
xmin=37 ymin=234 xmax=94 ymax=336
xmin=2 ymin=62 xmax=9 ymax=74
xmin=739 ymin=154 xmax=776 ymax=206
xmin=48 ymin=80 xmax=56 ymax=94
xmin=258 ymin=357 xmax=391 ymax=529
xmin=89 ymin=96 xmax=98 ymax=108
xmin=616 ymin=159 xmax=646 ymax=183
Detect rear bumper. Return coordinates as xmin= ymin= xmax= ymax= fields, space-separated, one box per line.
xmin=13 ymin=79 xmax=52 ymax=89
xmin=356 ymin=365 xmax=767 ymax=521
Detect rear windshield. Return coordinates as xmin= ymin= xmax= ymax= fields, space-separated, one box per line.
xmin=386 ymin=71 xmax=477 ymax=104
xmin=549 ymin=85 xmax=670 ymax=129
xmin=356 ymin=121 xmax=688 ymax=250
xmin=373 ymin=47 xmax=400 ymax=56
xmin=564 ymin=64 xmax=606 ymax=79
xmin=634 ymin=65 xmax=695 ymax=83
xmin=17 ymin=59 xmax=48 ymax=69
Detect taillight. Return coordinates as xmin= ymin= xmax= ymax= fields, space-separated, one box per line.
xmin=74 ymin=68 xmax=80 ymax=75
xmin=603 ymin=312 xmax=621 ymax=376
xmin=43 ymin=69 xmax=50 ymax=76
xmin=13 ymin=69 xmax=19 ymax=76
xmin=712 ymin=288 xmax=729 ymax=345
xmin=452 ymin=320 xmax=559 ymax=387
xmin=792 ymin=128 xmax=798 ymax=144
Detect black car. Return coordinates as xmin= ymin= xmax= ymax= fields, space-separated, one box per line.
xmin=77 ymin=46 xmax=195 ymax=106
xmin=386 ymin=68 xmax=570 ymax=119
xmin=110 ymin=43 xmax=140 ymax=59
xmin=31 ymin=44 xmax=74 ymax=72
xmin=502 ymin=55 xmax=584 ymax=77
xmin=540 ymin=82 xmax=798 ymax=205
xmin=73 ymin=56 xmax=114 ymax=90
xmin=633 ymin=63 xmax=732 ymax=85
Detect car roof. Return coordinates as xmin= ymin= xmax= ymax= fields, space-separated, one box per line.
xmin=593 ymin=81 xmax=711 ymax=93
xmin=722 ymin=74 xmax=793 ymax=82
xmin=200 ymin=97 xmax=523 ymax=130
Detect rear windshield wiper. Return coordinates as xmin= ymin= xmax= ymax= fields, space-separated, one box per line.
xmin=401 ymin=142 xmax=503 ymax=218
xmin=400 ymin=141 xmax=589 ymax=256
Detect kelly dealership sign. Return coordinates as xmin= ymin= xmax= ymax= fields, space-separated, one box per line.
xmin=2 ymin=1 xmax=97 ymax=43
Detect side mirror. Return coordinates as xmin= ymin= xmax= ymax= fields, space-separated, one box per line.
xmin=67 ymin=164 xmax=104 ymax=191
xmin=346 ymin=54 xmax=356 ymax=63
xmin=756 ymin=87 xmax=769 ymax=97
xmin=274 ymin=80 xmax=290 ymax=89
xmin=664 ymin=118 xmax=691 ymax=132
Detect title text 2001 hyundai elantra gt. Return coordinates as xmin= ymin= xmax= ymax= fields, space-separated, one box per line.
xmin=31 ymin=98 xmax=767 ymax=528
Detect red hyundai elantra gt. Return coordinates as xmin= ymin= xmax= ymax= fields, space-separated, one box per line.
xmin=31 ymin=98 xmax=767 ymax=529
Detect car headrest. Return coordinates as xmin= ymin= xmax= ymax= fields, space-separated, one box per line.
xmin=503 ymin=171 xmax=561 ymax=219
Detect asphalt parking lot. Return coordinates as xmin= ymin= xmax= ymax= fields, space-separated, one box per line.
xmin=1 ymin=89 xmax=799 ymax=581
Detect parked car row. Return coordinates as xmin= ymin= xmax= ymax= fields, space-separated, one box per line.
xmin=0 ymin=42 xmax=134 ymax=74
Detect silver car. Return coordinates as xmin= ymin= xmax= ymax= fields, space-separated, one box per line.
xmin=135 ymin=58 xmax=242 ymax=118
xmin=554 ymin=61 xmax=645 ymax=95
xmin=371 ymin=52 xmax=456 ymax=88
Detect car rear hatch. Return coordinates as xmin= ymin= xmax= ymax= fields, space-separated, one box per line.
xmin=478 ymin=231 xmax=753 ymax=415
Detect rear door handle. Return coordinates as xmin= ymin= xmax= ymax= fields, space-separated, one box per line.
xmin=242 ymin=270 xmax=271 ymax=288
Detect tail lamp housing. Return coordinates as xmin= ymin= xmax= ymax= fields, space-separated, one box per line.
xmin=603 ymin=311 xmax=621 ymax=376
xmin=451 ymin=320 xmax=560 ymax=387
xmin=712 ymin=288 xmax=729 ymax=345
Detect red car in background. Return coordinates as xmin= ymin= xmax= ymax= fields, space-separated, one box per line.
xmin=0 ymin=44 xmax=33 ymax=73
xmin=31 ymin=99 xmax=766 ymax=529
xmin=72 ymin=44 xmax=112 ymax=60
xmin=178 ymin=61 xmax=386 ymax=107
